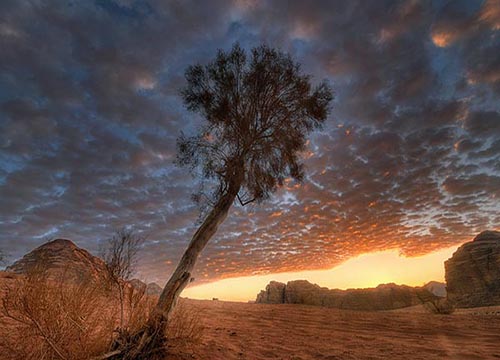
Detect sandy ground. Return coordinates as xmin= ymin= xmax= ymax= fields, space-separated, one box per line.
xmin=169 ymin=299 xmax=500 ymax=360
xmin=1 ymin=271 xmax=499 ymax=360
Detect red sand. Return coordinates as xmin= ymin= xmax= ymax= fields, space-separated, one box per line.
xmin=170 ymin=299 xmax=500 ymax=360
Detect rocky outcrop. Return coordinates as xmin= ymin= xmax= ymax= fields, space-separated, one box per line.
xmin=146 ymin=282 xmax=163 ymax=295
xmin=256 ymin=280 xmax=436 ymax=311
xmin=256 ymin=281 xmax=286 ymax=304
xmin=424 ymin=281 xmax=446 ymax=298
xmin=445 ymin=230 xmax=500 ymax=308
xmin=6 ymin=239 xmax=164 ymax=295
xmin=6 ymin=239 xmax=108 ymax=283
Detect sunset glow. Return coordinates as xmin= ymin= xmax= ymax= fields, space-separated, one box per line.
xmin=184 ymin=246 xmax=459 ymax=302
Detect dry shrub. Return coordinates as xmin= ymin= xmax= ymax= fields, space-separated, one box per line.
xmin=425 ymin=298 xmax=456 ymax=315
xmin=166 ymin=300 xmax=204 ymax=346
xmin=0 ymin=271 xmax=117 ymax=360
xmin=0 ymin=269 xmax=203 ymax=360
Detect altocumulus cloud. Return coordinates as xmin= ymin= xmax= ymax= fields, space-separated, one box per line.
xmin=0 ymin=0 xmax=499 ymax=284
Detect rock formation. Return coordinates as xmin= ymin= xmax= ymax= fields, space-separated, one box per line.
xmin=423 ymin=281 xmax=446 ymax=297
xmin=146 ymin=282 xmax=163 ymax=295
xmin=130 ymin=278 xmax=163 ymax=295
xmin=256 ymin=280 xmax=436 ymax=311
xmin=6 ymin=238 xmax=108 ymax=283
xmin=256 ymin=281 xmax=286 ymax=304
xmin=6 ymin=239 xmax=164 ymax=297
xmin=445 ymin=230 xmax=500 ymax=308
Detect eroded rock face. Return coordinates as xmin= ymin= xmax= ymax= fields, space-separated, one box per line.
xmin=6 ymin=239 xmax=108 ymax=283
xmin=256 ymin=280 xmax=436 ymax=310
xmin=445 ymin=230 xmax=500 ymax=308
xmin=285 ymin=280 xmax=329 ymax=306
xmin=256 ymin=281 xmax=286 ymax=304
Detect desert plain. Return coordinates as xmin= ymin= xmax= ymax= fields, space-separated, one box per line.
xmin=167 ymin=300 xmax=500 ymax=360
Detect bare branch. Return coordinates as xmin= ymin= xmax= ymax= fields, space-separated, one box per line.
xmin=100 ymin=228 xmax=144 ymax=329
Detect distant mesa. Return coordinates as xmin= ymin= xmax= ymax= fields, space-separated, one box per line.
xmin=445 ymin=230 xmax=500 ymax=308
xmin=256 ymin=280 xmax=438 ymax=311
xmin=257 ymin=230 xmax=500 ymax=310
xmin=6 ymin=238 xmax=108 ymax=284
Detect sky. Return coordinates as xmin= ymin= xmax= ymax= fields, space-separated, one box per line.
xmin=0 ymin=0 xmax=499 ymax=290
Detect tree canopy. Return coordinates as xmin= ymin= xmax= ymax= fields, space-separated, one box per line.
xmin=177 ymin=44 xmax=333 ymax=206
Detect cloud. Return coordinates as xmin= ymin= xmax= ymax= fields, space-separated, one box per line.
xmin=0 ymin=0 xmax=499 ymax=284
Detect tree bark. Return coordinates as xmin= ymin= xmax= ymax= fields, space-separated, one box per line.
xmin=151 ymin=174 xmax=243 ymax=326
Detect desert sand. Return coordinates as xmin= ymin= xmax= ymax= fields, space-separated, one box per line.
xmin=169 ymin=299 xmax=500 ymax=360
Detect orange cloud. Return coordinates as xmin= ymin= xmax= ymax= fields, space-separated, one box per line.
xmin=478 ymin=0 xmax=500 ymax=30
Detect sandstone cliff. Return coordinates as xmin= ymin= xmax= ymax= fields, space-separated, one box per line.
xmin=256 ymin=281 xmax=286 ymax=304
xmin=445 ymin=230 xmax=500 ymax=308
xmin=256 ymin=280 xmax=436 ymax=311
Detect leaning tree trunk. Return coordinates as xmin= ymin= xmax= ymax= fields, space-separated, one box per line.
xmin=110 ymin=174 xmax=243 ymax=359
xmin=153 ymin=177 xmax=241 ymax=323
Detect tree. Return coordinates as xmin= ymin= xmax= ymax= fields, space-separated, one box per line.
xmin=113 ymin=43 xmax=332 ymax=359
xmin=101 ymin=228 xmax=143 ymax=330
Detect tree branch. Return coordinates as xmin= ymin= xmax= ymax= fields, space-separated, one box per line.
xmin=237 ymin=193 xmax=257 ymax=206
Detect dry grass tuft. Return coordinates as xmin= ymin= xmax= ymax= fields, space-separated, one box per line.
xmin=123 ymin=284 xmax=156 ymax=335
xmin=0 ymin=270 xmax=204 ymax=360
xmin=166 ymin=299 xmax=204 ymax=346
xmin=0 ymin=271 xmax=116 ymax=360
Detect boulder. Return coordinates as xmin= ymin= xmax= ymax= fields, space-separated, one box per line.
xmin=445 ymin=230 xmax=500 ymax=307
